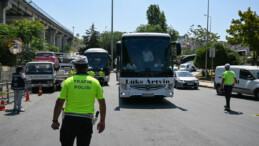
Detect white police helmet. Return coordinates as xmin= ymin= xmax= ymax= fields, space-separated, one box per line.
xmin=225 ymin=63 xmax=230 ymax=68
xmin=73 ymin=56 xmax=88 ymax=65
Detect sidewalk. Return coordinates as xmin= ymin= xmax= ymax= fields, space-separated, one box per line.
xmin=191 ymin=71 xmax=214 ymax=89
xmin=199 ymin=80 xmax=214 ymax=89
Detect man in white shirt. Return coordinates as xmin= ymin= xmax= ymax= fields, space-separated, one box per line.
xmin=142 ymin=47 xmax=153 ymax=63
xmin=126 ymin=60 xmax=137 ymax=70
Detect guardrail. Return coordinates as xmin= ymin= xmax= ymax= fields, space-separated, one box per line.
xmin=0 ymin=82 xmax=13 ymax=104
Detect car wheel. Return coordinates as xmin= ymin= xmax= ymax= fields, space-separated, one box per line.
xmin=216 ymin=85 xmax=223 ymax=95
xmin=254 ymin=89 xmax=259 ymax=100
xmin=194 ymin=87 xmax=198 ymax=89
xmin=175 ymin=82 xmax=178 ymax=89
xmin=237 ymin=93 xmax=242 ymax=97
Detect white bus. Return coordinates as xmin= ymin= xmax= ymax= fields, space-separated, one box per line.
xmin=117 ymin=33 xmax=181 ymax=103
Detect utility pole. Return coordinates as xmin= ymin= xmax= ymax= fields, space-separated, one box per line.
xmin=111 ymin=0 xmax=114 ymax=70
xmin=205 ymin=0 xmax=209 ymax=78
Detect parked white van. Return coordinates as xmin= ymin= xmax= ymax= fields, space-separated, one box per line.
xmin=214 ymin=65 xmax=259 ymax=99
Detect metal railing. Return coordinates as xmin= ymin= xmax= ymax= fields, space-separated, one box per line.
xmin=24 ymin=0 xmax=73 ymax=35
xmin=0 ymin=82 xmax=13 ymax=104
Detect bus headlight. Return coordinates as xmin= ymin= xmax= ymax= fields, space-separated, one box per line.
xmin=168 ymin=83 xmax=174 ymax=89
xmin=121 ymin=83 xmax=127 ymax=90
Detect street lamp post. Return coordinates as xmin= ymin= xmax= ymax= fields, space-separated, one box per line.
xmin=111 ymin=0 xmax=114 ymax=70
xmin=205 ymin=0 xmax=210 ymax=78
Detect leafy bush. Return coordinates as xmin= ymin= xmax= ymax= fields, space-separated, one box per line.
xmin=194 ymin=43 xmax=241 ymax=69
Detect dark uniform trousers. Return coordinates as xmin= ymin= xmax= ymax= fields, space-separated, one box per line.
xmin=224 ymin=85 xmax=233 ymax=108
xmin=60 ymin=116 xmax=93 ymax=146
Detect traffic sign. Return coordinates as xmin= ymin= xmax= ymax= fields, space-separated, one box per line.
xmin=8 ymin=40 xmax=23 ymax=55
xmin=210 ymin=47 xmax=215 ymax=58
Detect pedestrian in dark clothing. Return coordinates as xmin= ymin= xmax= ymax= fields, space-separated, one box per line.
xmin=220 ymin=63 xmax=236 ymax=111
xmin=11 ymin=66 xmax=26 ymax=113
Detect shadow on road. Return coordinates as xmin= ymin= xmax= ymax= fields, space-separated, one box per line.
xmin=224 ymin=110 xmax=243 ymax=115
xmin=216 ymin=94 xmax=259 ymax=102
xmin=4 ymin=109 xmax=20 ymax=116
xmin=232 ymin=94 xmax=259 ymax=102
xmin=114 ymin=97 xmax=187 ymax=111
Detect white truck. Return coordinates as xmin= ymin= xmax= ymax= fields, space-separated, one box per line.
xmin=25 ymin=61 xmax=68 ymax=93
xmin=214 ymin=65 xmax=259 ymax=100
xmin=116 ymin=33 xmax=181 ymax=103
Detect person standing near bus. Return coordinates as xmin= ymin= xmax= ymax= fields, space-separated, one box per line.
xmin=220 ymin=63 xmax=236 ymax=111
xmin=51 ymin=56 xmax=106 ymax=146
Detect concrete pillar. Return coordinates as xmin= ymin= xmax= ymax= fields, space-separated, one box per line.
xmin=62 ymin=36 xmax=69 ymax=52
xmin=56 ymin=34 xmax=63 ymax=52
xmin=46 ymin=29 xmax=57 ymax=46
xmin=0 ymin=0 xmax=12 ymax=25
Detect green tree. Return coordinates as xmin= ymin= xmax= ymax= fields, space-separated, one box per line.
xmin=0 ymin=24 xmax=16 ymax=66
xmin=194 ymin=43 xmax=240 ymax=69
xmin=137 ymin=4 xmax=179 ymax=41
xmin=187 ymin=25 xmax=220 ymax=50
xmin=136 ymin=24 xmax=163 ymax=33
xmin=226 ymin=7 xmax=259 ymax=65
xmin=0 ymin=19 xmax=45 ymax=66
xmin=99 ymin=31 xmax=123 ymax=61
xmin=167 ymin=26 xmax=180 ymax=42
xmin=159 ymin=11 xmax=167 ymax=31
xmin=45 ymin=45 xmax=59 ymax=52
xmin=146 ymin=4 xmax=161 ymax=26
xmin=79 ymin=23 xmax=100 ymax=55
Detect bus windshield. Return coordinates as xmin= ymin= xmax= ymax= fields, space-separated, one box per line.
xmin=121 ymin=36 xmax=174 ymax=77
xmin=85 ymin=53 xmax=109 ymax=71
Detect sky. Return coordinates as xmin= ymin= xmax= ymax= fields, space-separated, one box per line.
xmin=31 ymin=0 xmax=259 ymax=41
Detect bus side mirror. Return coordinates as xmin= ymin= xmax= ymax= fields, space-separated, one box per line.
xmin=176 ymin=43 xmax=181 ymax=56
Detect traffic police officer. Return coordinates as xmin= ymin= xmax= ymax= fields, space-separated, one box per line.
xmin=87 ymin=66 xmax=95 ymax=77
xmin=220 ymin=63 xmax=236 ymax=111
xmin=51 ymin=56 xmax=106 ymax=146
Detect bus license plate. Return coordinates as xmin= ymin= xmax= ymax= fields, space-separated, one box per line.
xmin=142 ymin=93 xmax=154 ymax=97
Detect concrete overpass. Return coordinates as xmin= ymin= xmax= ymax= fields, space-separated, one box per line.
xmin=0 ymin=0 xmax=73 ymax=52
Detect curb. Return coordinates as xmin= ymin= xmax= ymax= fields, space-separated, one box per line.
xmin=199 ymin=84 xmax=214 ymax=89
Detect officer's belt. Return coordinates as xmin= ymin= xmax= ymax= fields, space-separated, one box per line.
xmin=64 ymin=112 xmax=93 ymax=119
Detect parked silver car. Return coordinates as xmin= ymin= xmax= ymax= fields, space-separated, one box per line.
xmin=174 ymin=71 xmax=199 ymax=89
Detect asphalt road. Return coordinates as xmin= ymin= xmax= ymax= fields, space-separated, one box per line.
xmin=0 ymin=73 xmax=259 ymax=146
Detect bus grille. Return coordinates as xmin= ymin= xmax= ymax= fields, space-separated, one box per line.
xmin=130 ymin=84 xmax=166 ymax=90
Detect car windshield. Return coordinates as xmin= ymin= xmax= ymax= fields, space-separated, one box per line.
xmin=249 ymin=70 xmax=259 ymax=79
xmin=177 ymin=72 xmax=194 ymax=77
xmin=37 ymin=53 xmax=53 ymax=57
xmin=179 ymin=65 xmax=186 ymax=68
xmin=25 ymin=63 xmax=53 ymax=74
